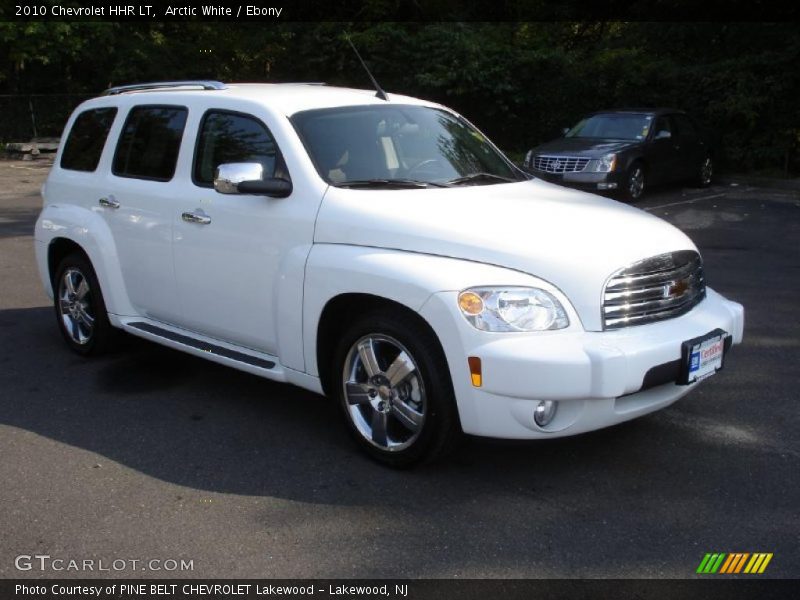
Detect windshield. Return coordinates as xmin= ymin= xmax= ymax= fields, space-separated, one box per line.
xmin=291 ymin=104 xmax=521 ymax=187
xmin=566 ymin=113 xmax=653 ymax=141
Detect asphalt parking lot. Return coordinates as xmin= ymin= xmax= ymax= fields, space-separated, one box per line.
xmin=0 ymin=158 xmax=798 ymax=579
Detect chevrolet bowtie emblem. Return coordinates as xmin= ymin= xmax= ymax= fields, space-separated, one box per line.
xmin=665 ymin=278 xmax=690 ymax=298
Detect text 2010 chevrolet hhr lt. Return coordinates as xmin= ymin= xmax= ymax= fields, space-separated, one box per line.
xmin=35 ymin=81 xmax=744 ymax=466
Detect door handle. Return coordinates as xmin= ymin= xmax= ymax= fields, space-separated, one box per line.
xmin=181 ymin=210 xmax=211 ymax=225
xmin=98 ymin=196 xmax=120 ymax=209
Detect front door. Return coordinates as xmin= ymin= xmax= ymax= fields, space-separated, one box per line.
xmin=170 ymin=109 xmax=310 ymax=355
xmin=646 ymin=115 xmax=684 ymax=185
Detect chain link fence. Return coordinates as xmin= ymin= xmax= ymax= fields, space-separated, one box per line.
xmin=0 ymin=94 xmax=92 ymax=143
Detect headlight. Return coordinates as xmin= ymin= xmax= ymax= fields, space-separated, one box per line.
xmin=587 ymin=153 xmax=617 ymax=173
xmin=457 ymin=287 xmax=569 ymax=332
xmin=524 ymin=150 xmax=533 ymax=168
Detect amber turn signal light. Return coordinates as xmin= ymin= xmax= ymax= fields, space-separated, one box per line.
xmin=458 ymin=291 xmax=484 ymax=316
xmin=467 ymin=356 xmax=482 ymax=387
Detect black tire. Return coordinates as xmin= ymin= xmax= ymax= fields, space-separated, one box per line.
xmin=53 ymin=252 xmax=116 ymax=356
xmin=696 ymin=155 xmax=713 ymax=187
xmin=622 ymin=161 xmax=646 ymax=201
xmin=330 ymin=308 xmax=461 ymax=467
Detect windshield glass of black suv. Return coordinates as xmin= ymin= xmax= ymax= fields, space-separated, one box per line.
xmin=566 ymin=113 xmax=653 ymax=141
xmin=291 ymin=105 xmax=519 ymax=187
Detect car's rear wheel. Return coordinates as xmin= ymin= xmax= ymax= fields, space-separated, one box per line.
xmin=623 ymin=162 xmax=646 ymax=201
xmin=697 ymin=155 xmax=713 ymax=187
xmin=53 ymin=253 xmax=115 ymax=355
xmin=332 ymin=309 xmax=461 ymax=467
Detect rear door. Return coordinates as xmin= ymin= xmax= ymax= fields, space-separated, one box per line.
xmin=100 ymin=104 xmax=188 ymax=322
xmin=671 ymin=113 xmax=706 ymax=180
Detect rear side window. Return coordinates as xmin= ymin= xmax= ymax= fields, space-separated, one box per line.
xmin=193 ymin=111 xmax=278 ymax=186
xmin=60 ymin=108 xmax=117 ymax=172
xmin=113 ymin=105 xmax=188 ymax=181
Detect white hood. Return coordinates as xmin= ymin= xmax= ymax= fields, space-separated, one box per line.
xmin=314 ymin=178 xmax=696 ymax=331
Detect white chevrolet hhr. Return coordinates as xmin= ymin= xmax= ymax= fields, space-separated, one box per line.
xmin=35 ymin=81 xmax=744 ymax=466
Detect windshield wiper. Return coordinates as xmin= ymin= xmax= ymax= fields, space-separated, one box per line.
xmin=336 ymin=178 xmax=446 ymax=189
xmin=446 ymin=172 xmax=516 ymax=186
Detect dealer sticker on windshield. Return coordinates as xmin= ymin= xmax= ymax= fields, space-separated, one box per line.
xmin=679 ymin=329 xmax=729 ymax=385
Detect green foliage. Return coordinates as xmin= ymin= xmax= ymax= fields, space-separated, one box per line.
xmin=0 ymin=21 xmax=797 ymax=173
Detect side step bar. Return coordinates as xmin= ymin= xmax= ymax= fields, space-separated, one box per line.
xmin=128 ymin=321 xmax=276 ymax=370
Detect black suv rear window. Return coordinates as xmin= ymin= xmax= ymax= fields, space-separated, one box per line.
xmin=60 ymin=107 xmax=117 ymax=172
xmin=112 ymin=105 xmax=188 ymax=181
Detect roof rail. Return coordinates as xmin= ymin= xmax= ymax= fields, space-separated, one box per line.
xmin=103 ymin=81 xmax=227 ymax=96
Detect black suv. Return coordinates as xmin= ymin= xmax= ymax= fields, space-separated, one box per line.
xmin=523 ymin=109 xmax=713 ymax=200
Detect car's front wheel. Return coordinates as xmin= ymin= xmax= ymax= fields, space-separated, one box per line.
xmin=623 ymin=162 xmax=646 ymax=201
xmin=332 ymin=309 xmax=461 ymax=467
xmin=53 ymin=252 xmax=116 ymax=355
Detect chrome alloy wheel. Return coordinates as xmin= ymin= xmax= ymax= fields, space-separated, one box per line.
xmin=57 ymin=268 xmax=95 ymax=345
xmin=342 ymin=334 xmax=426 ymax=451
xmin=701 ymin=157 xmax=713 ymax=186
xmin=628 ymin=165 xmax=645 ymax=199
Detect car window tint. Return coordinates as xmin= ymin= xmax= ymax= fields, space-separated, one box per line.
xmin=60 ymin=108 xmax=118 ymax=172
xmin=194 ymin=111 xmax=277 ymax=185
xmin=673 ymin=114 xmax=699 ymax=141
xmin=112 ymin=105 xmax=188 ymax=181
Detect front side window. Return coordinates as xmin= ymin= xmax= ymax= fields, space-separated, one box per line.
xmin=567 ymin=113 xmax=654 ymax=141
xmin=291 ymin=105 xmax=520 ymax=187
xmin=193 ymin=111 xmax=279 ymax=186
xmin=652 ymin=116 xmax=674 ymax=140
xmin=112 ymin=105 xmax=188 ymax=181
xmin=60 ymin=107 xmax=117 ymax=172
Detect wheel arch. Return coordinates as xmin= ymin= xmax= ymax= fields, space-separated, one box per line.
xmin=35 ymin=204 xmax=134 ymax=317
xmin=627 ymin=155 xmax=647 ymax=174
xmin=315 ymin=293 xmax=447 ymax=398
xmin=48 ymin=238 xmax=89 ymax=285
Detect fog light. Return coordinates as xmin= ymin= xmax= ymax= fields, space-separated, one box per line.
xmin=533 ymin=400 xmax=557 ymax=427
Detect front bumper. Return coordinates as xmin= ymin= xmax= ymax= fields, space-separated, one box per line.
xmin=532 ymin=169 xmax=625 ymax=193
xmin=419 ymin=288 xmax=744 ymax=439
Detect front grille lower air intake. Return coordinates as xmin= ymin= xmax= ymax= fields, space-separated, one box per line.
xmin=602 ymin=250 xmax=706 ymax=330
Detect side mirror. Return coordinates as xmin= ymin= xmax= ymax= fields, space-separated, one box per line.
xmin=654 ymin=130 xmax=672 ymax=141
xmin=562 ymin=127 xmax=570 ymax=136
xmin=214 ymin=162 xmax=292 ymax=198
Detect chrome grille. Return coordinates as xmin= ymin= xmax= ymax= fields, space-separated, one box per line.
xmin=533 ymin=155 xmax=590 ymax=173
xmin=602 ymin=250 xmax=706 ymax=330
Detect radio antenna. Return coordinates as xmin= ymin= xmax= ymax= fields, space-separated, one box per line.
xmin=346 ymin=36 xmax=388 ymax=101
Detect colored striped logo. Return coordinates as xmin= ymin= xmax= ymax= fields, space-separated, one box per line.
xmin=696 ymin=552 xmax=773 ymax=574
